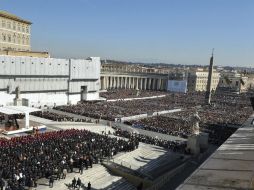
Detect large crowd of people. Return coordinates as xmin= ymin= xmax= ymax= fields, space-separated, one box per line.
xmin=124 ymin=93 xmax=252 ymax=145
xmin=55 ymin=92 xmax=207 ymax=121
xmin=54 ymin=91 xmax=253 ymax=146
xmin=128 ymin=116 xmax=191 ymax=138
xmin=0 ymin=114 xmax=25 ymax=123
xmin=164 ymin=93 xmax=252 ymax=127
xmin=0 ymin=89 xmax=252 ymax=189
xmin=126 ymin=114 xmax=238 ymax=145
xmin=113 ymin=127 xmax=187 ymax=153
xmin=0 ymin=129 xmax=138 ymax=189
xmin=0 ymin=91 xmax=250 ymax=188
xmin=201 ymin=124 xmax=237 ymax=145
xmin=31 ymin=111 xmax=91 ymax=123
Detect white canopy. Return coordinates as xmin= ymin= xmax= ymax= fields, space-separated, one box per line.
xmin=0 ymin=106 xmax=41 ymax=129
xmin=0 ymin=106 xmax=40 ymax=115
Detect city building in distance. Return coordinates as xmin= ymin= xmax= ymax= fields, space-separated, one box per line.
xmin=0 ymin=10 xmax=31 ymax=51
xmin=187 ymin=68 xmax=220 ymax=92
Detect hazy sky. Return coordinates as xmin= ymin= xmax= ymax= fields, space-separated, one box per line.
xmin=1 ymin=0 xmax=254 ymax=67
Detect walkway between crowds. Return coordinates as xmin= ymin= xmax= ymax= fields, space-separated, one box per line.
xmin=47 ymin=109 xmax=186 ymax=142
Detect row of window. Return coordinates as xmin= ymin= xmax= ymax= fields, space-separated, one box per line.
xmin=1 ymin=33 xmax=30 ymax=45
xmin=195 ymin=84 xmax=217 ymax=89
xmin=0 ymin=61 xmax=65 ymax=66
xmin=0 ymin=19 xmax=30 ymax=33
xmin=221 ymin=80 xmax=239 ymax=86
xmin=196 ymin=80 xmax=218 ymax=84
xmin=1 ymin=47 xmax=29 ymax=51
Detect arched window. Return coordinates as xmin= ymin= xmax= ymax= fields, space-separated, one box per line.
xmin=13 ymin=34 xmax=16 ymax=43
xmin=22 ymin=35 xmax=25 ymax=44
xmin=13 ymin=22 xmax=16 ymax=30
xmin=8 ymin=35 xmax=11 ymax=42
xmin=2 ymin=20 xmax=6 ymax=27
xmin=7 ymin=21 xmax=11 ymax=29
xmin=26 ymin=37 xmax=29 ymax=45
xmin=2 ymin=34 xmax=6 ymax=41
xmin=17 ymin=34 xmax=21 ymax=44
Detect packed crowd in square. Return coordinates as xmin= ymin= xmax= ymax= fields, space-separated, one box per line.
xmin=54 ymin=91 xmax=253 ymax=146
xmin=55 ymin=92 xmax=206 ymax=121
xmin=31 ymin=111 xmax=91 ymax=123
xmin=0 ymin=129 xmax=138 ymax=190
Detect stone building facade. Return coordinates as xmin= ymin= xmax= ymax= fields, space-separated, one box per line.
xmin=100 ymin=63 xmax=168 ymax=90
xmin=0 ymin=11 xmax=31 ymax=51
xmin=218 ymin=71 xmax=254 ymax=93
xmin=0 ymin=49 xmax=50 ymax=58
xmin=187 ymin=69 xmax=220 ymax=92
xmin=0 ymin=55 xmax=101 ymax=107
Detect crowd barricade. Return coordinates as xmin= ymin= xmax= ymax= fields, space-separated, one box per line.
xmin=107 ymin=95 xmax=166 ymax=102
xmin=120 ymin=114 xmax=148 ymax=122
xmin=152 ymin=108 xmax=181 ymax=116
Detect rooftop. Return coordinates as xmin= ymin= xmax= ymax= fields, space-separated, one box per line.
xmin=0 ymin=10 xmax=32 ymax=24
xmin=177 ymin=113 xmax=254 ymax=190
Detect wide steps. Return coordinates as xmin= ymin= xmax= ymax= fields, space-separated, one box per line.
xmin=112 ymin=143 xmax=170 ymax=172
xmin=36 ymin=164 xmax=133 ymax=190
xmin=104 ymin=179 xmax=136 ymax=190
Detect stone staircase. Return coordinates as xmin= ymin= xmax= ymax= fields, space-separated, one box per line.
xmin=36 ymin=164 xmax=136 ymax=190
xmin=111 ymin=143 xmax=183 ymax=180
xmin=113 ymin=143 xmax=166 ymax=170
xmin=104 ymin=178 xmax=137 ymax=190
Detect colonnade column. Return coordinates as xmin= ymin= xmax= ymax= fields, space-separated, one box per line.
xmin=103 ymin=77 xmax=106 ymax=89
xmin=144 ymin=78 xmax=147 ymax=90
xmin=128 ymin=77 xmax=131 ymax=89
xmin=109 ymin=77 xmax=112 ymax=89
xmin=162 ymin=79 xmax=165 ymax=90
xmin=148 ymin=78 xmax=151 ymax=90
xmin=140 ymin=78 xmax=143 ymax=90
xmin=151 ymin=79 xmax=154 ymax=90
xmin=107 ymin=77 xmax=109 ymax=89
xmin=157 ymin=79 xmax=161 ymax=90
xmin=136 ymin=77 xmax=139 ymax=89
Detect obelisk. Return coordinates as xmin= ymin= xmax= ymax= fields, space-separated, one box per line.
xmin=205 ymin=50 xmax=214 ymax=104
